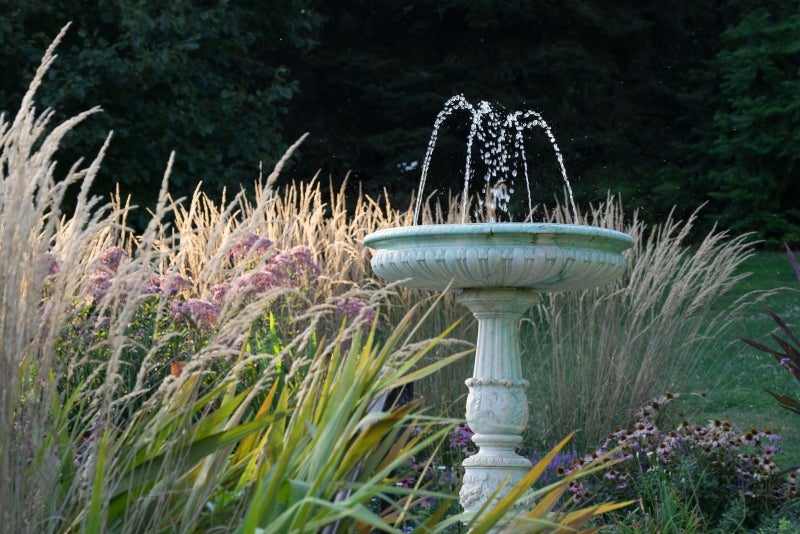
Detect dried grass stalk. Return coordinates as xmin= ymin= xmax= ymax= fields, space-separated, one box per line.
xmin=525 ymin=199 xmax=755 ymax=449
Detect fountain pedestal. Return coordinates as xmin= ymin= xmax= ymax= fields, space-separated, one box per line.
xmin=363 ymin=222 xmax=633 ymax=518
xmin=457 ymin=288 xmax=539 ymax=513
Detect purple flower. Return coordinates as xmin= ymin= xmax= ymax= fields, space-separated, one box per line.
xmin=85 ymin=247 xmax=135 ymax=302
xmin=449 ymin=423 xmax=474 ymax=449
xmin=544 ymin=447 xmax=581 ymax=478
xmin=247 ymin=268 xmax=286 ymax=292
xmin=41 ymin=252 xmax=60 ymax=275
xmin=209 ymin=282 xmax=231 ymax=303
xmin=86 ymin=270 xmax=114 ymax=303
xmin=140 ymin=272 xmax=194 ymax=296
xmin=227 ymin=232 xmax=273 ymax=264
xmin=96 ymin=246 xmax=128 ymax=273
xmin=232 ymin=245 xmax=321 ymax=300
xmin=270 ymin=245 xmax=321 ymax=284
xmin=169 ymin=298 xmax=219 ymax=330
xmin=441 ymin=467 xmax=457 ymax=487
xmin=336 ymin=298 xmax=377 ymax=329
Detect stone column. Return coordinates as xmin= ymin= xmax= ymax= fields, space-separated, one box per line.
xmin=456 ymin=288 xmax=539 ymax=515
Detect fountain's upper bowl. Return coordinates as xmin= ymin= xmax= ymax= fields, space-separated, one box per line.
xmin=364 ymin=223 xmax=634 ymax=292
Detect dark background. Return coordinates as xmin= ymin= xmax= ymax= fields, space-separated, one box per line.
xmin=1 ymin=0 xmax=797 ymax=245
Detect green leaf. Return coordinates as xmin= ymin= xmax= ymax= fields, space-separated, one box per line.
xmin=86 ymin=428 xmax=111 ymax=532
xmin=764 ymin=389 xmax=800 ymax=415
xmin=107 ymin=414 xmax=279 ymax=521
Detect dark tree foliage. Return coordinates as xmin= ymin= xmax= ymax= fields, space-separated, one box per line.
xmin=1 ymin=0 xmax=795 ymax=243
xmin=285 ymin=0 xmax=721 ymax=223
xmin=670 ymin=0 xmax=800 ymax=245
xmin=0 ymin=0 xmax=320 ymax=228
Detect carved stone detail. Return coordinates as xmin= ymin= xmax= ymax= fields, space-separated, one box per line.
xmin=465 ymin=382 xmax=528 ymax=435
xmin=456 ymin=288 xmax=539 ymax=517
xmin=459 ymin=466 xmax=529 ymax=514
xmin=465 ymin=377 xmax=530 ymax=388
xmin=364 ymin=223 xmax=632 ymax=293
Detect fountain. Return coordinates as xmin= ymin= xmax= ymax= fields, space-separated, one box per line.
xmin=363 ymin=96 xmax=634 ymax=518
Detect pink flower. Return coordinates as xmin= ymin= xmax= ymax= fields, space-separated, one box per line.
xmin=270 ymin=245 xmax=321 ymax=284
xmin=170 ymin=298 xmax=219 ymax=330
xmin=247 ymin=269 xmax=285 ymax=292
xmin=336 ymin=297 xmax=376 ymax=329
xmin=232 ymin=245 xmax=321 ymax=301
xmin=86 ymin=270 xmax=114 ymax=302
xmin=228 ymin=233 xmax=273 ymax=263
xmin=158 ymin=273 xmax=194 ymax=295
xmin=96 ymin=246 xmax=128 ymax=273
xmin=449 ymin=423 xmax=474 ymax=449
xmin=41 ymin=252 xmax=60 ymax=275
xmin=209 ymin=282 xmax=231 ymax=303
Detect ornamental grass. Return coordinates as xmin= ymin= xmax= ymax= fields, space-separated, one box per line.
xmin=523 ymin=200 xmax=755 ymax=451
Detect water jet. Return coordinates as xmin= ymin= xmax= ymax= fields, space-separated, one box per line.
xmin=364 ymin=96 xmax=633 ymax=518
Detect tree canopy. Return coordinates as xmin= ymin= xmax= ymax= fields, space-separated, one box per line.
xmin=675 ymin=1 xmax=800 ymax=243
xmin=0 ymin=0 xmax=319 ymax=227
xmin=1 ymin=0 xmax=796 ymax=243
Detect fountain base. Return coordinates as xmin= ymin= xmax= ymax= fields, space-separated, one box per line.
xmin=457 ymin=288 xmax=538 ymax=514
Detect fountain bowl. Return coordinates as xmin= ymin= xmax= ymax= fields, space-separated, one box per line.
xmin=364 ymin=223 xmax=634 ymax=292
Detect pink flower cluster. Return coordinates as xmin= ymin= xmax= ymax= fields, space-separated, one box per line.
xmin=146 ymin=273 xmax=193 ymax=295
xmin=227 ymin=232 xmax=273 ymax=264
xmin=335 ymin=297 xmax=376 ymax=330
xmin=86 ymin=247 xmax=199 ymax=305
xmin=80 ymin=240 xmax=322 ymax=335
xmin=86 ymin=246 xmax=129 ymax=302
xmin=83 ymin=247 xmax=221 ymax=332
xmin=211 ymin=244 xmax=321 ymax=304
xmin=169 ymin=298 xmax=220 ymax=330
xmin=98 ymin=246 xmax=127 ymax=272
xmin=85 ymin=236 xmax=322 ymax=312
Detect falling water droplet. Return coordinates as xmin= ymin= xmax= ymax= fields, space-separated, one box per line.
xmin=414 ymin=95 xmax=578 ymax=225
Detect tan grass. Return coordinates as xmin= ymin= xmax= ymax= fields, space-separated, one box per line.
xmin=164 ymin=174 xmax=478 ymax=410
xmin=191 ymin=174 xmax=757 ymax=449
xmin=524 ymin=200 xmax=755 ymax=449
xmin=0 ymin=24 xmax=114 ymax=528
